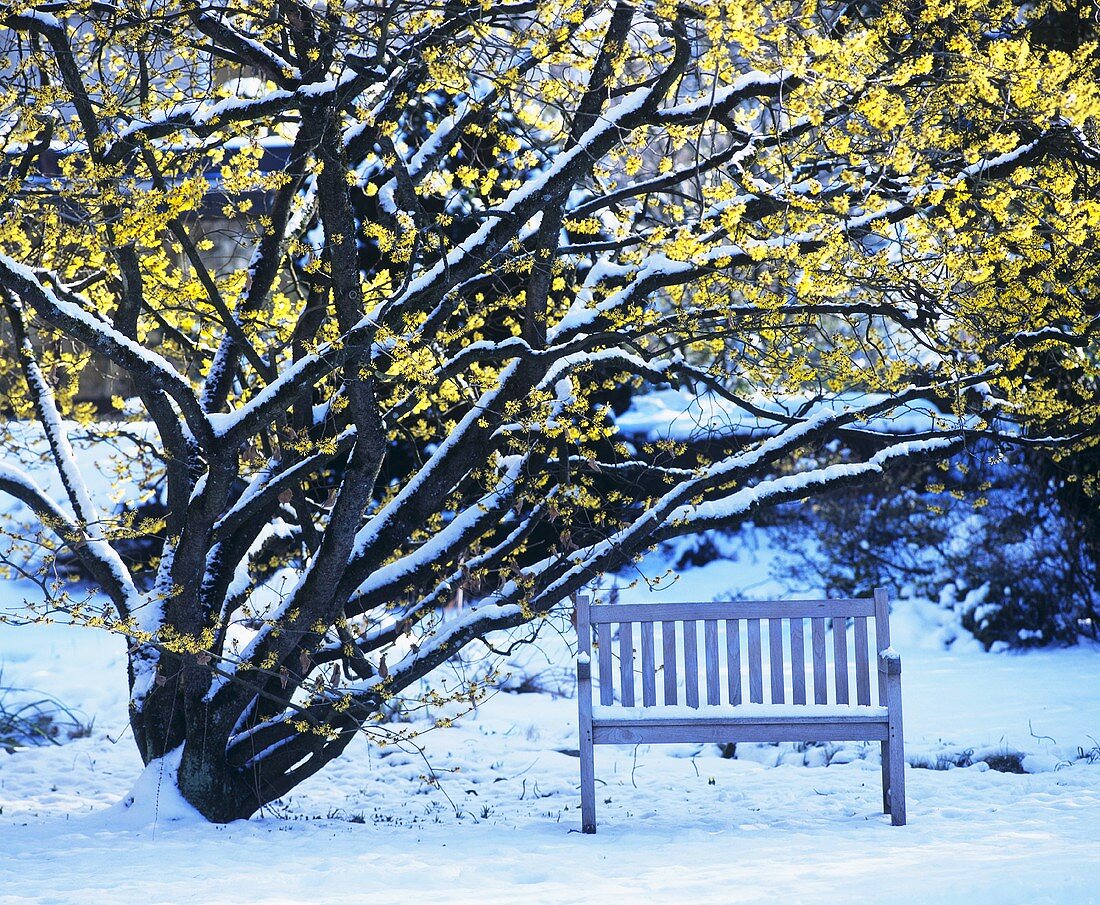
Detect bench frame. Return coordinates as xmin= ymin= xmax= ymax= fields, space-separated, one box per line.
xmin=576 ymin=589 xmax=905 ymax=831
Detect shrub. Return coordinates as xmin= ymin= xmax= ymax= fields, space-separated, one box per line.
xmin=773 ymin=444 xmax=1100 ymax=648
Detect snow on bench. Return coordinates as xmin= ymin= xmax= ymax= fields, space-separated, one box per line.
xmin=575 ymin=590 xmax=906 ymax=832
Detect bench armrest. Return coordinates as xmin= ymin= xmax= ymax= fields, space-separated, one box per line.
xmin=577 ymin=650 xmax=592 ymax=680
xmin=878 ymin=648 xmax=902 ymax=676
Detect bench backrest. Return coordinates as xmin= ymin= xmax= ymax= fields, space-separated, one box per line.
xmin=577 ymin=589 xmax=892 ymax=709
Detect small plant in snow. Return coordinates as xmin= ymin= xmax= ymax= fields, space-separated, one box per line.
xmin=0 ymin=675 xmax=91 ymax=752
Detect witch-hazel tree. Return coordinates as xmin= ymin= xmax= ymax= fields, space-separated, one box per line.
xmin=0 ymin=0 xmax=1098 ymax=820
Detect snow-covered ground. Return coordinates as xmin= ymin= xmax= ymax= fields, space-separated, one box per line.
xmin=2 ymin=533 xmax=1099 ymax=904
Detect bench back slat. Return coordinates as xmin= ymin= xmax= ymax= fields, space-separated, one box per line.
xmin=662 ymin=620 xmax=678 ymax=705
xmin=704 ymin=619 xmax=721 ymax=705
xmin=790 ymin=617 xmax=807 ymax=705
xmin=577 ymin=593 xmax=592 ymax=683
xmin=854 ymin=615 xmax=871 ymax=706
xmin=597 ymin=621 xmax=614 ymax=705
xmin=747 ymin=618 xmax=764 ymax=704
xmin=874 ymin=588 xmax=891 ymax=707
xmin=833 ymin=616 xmax=850 ymax=704
xmin=726 ymin=619 xmax=742 ymax=705
xmin=640 ymin=621 xmax=657 ymax=707
xmin=809 ymin=620 xmax=827 ymax=703
xmin=619 ymin=622 xmax=636 ymax=707
xmin=582 ymin=591 xmax=893 ymax=711
xmin=684 ymin=620 xmax=700 ymax=708
xmin=768 ymin=618 xmax=785 ymax=704
xmin=811 ymin=616 xmax=828 ymax=704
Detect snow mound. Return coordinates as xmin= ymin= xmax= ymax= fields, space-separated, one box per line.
xmin=102 ymin=746 xmax=205 ymax=829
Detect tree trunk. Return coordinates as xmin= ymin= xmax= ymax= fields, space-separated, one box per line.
xmin=128 ymin=654 xmax=260 ymax=822
xmin=127 ymin=648 xmax=372 ymax=821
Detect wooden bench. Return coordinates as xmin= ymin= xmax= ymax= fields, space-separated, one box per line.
xmin=575 ymin=589 xmax=905 ymax=831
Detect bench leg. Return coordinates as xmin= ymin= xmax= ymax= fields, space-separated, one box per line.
xmin=579 ymin=730 xmax=596 ymax=833
xmin=880 ymin=740 xmax=891 ymax=814
xmin=887 ymin=728 xmax=906 ymax=825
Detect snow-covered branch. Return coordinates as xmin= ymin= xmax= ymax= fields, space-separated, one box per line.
xmin=0 ymin=255 xmax=214 ymax=449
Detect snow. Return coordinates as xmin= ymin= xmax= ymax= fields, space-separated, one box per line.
xmin=550 ymin=253 xmax=694 ymax=339
xmin=117 ymin=71 xmax=359 ymax=142
xmin=659 ymin=71 xmax=788 ymax=119
xmin=103 ymin=746 xmax=205 ymax=828
xmin=10 ymin=9 xmax=61 ymax=28
xmin=207 ymin=350 xmax=328 ymax=437
xmin=385 ymin=601 xmax=525 ymax=687
xmin=297 ymin=71 xmax=359 ymax=98
xmin=614 ymin=388 xmax=966 ymax=443
xmin=0 ymin=403 xmax=1096 ymax=900
xmin=1 ymin=526 xmax=1099 ymax=903
xmin=0 ymin=461 xmax=72 ymax=529
xmin=669 ymin=436 xmax=955 ymax=527
xmin=351 ymin=455 xmax=524 ymax=599
xmin=406 ymin=80 xmax=497 ymax=180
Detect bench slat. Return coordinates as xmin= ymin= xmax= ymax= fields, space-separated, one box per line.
xmin=704 ymin=620 xmax=720 ymax=705
xmin=594 ymin=707 xmax=887 ymax=723
xmin=726 ymin=619 xmax=742 ymax=705
xmin=590 ymin=599 xmax=874 ymax=624
xmin=593 ymin=720 xmax=890 ymax=746
xmin=598 ymin=621 xmax=614 ymax=706
xmin=833 ymin=616 xmax=850 ymax=705
xmin=641 ymin=621 xmax=657 ymax=707
xmin=874 ymin=588 xmax=891 ymax=707
xmin=855 ymin=615 xmax=871 ymax=706
xmin=684 ymin=620 xmax=700 ymax=708
xmin=619 ymin=622 xmax=635 ymax=707
xmin=662 ymin=620 xmax=677 ymax=705
xmin=769 ymin=617 xmax=785 ymax=704
xmin=791 ymin=617 xmax=806 ymax=705
xmin=812 ymin=617 xmax=827 ymax=704
xmin=748 ymin=618 xmax=764 ymax=704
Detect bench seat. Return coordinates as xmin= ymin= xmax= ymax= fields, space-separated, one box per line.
xmin=593 ymin=703 xmax=889 ymax=720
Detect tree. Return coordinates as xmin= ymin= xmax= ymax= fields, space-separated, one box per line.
xmin=0 ymin=0 xmax=1098 ymax=821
